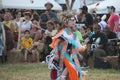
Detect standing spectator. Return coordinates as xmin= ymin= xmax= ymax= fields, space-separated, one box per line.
xmin=2 ymin=12 xmax=15 ymax=51
xmin=40 ymin=2 xmax=58 ymax=29
xmin=2 ymin=12 xmax=15 ymax=34
xmin=107 ymin=6 xmax=120 ymax=32
xmin=80 ymin=6 xmax=93 ymax=31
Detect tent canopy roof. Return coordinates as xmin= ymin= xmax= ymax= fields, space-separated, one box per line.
xmin=88 ymin=0 xmax=120 ymax=14
xmin=0 ymin=0 xmax=62 ymax=10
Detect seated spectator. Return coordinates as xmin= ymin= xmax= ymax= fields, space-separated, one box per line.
xmin=79 ymin=26 xmax=87 ymax=40
xmin=45 ymin=20 xmax=57 ymax=37
xmin=21 ymin=12 xmax=32 ymax=35
xmin=39 ymin=21 xmax=56 ymax=62
xmin=32 ymin=29 xmax=44 ymax=60
xmin=40 ymin=2 xmax=58 ymax=29
xmin=29 ymin=20 xmax=45 ymax=62
xmin=30 ymin=19 xmax=40 ymax=39
xmin=104 ymin=25 xmax=118 ymax=56
xmin=98 ymin=15 xmax=107 ymax=31
xmin=87 ymin=24 xmax=108 ymax=60
xmin=40 ymin=36 xmax=52 ymax=62
xmin=75 ymin=28 xmax=83 ymax=45
xmin=86 ymin=27 xmax=94 ymax=37
xmin=14 ymin=10 xmax=22 ymax=29
xmin=79 ymin=26 xmax=90 ymax=44
xmin=13 ymin=11 xmax=23 ymax=48
xmin=33 ymin=29 xmax=43 ymax=42
xmin=104 ymin=25 xmax=117 ymax=39
xmin=21 ymin=30 xmax=37 ymax=63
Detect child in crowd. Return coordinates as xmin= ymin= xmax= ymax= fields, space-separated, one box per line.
xmin=21 ymin=30 xmax=38 ymax=63
xmin=45 ymin=20 xmax=57 ymax=37
xmin=30 ymin=19 xmax=40 ymax=39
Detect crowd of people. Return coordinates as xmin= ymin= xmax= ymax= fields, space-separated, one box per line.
xmin=0 ymin=1 xmax=120 ymax=75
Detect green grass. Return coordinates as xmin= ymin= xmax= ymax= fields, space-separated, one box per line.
xmin=0 ymin=63 xmax=49 ymax=80
xmin=0 ymin=63 xmax=120 ymax=80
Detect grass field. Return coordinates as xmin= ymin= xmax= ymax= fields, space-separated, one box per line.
xmin=0 ymin=63 xmax=120 ymax=80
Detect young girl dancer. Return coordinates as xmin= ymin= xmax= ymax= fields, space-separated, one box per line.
xmin=47 ymin=12 xmax=86 ymax=80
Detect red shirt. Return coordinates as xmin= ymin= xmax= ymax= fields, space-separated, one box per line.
xmin=107 ymin=13 xmax=119 ymax=32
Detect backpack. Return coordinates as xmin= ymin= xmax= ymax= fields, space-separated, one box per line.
xmin=94 ymin=57 xmax=111 ymax=69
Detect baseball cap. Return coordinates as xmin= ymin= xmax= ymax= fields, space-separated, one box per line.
xmin=107 ymin=6 xmax=115 ymax=11
xmin=80 ymin=6 xmax=88 ymax=11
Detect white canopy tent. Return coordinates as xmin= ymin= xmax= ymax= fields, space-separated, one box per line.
xmin=0 ymin=0 xmax=62 ymax=10
xmin=88 ymin=0 xmax=120 ymax=14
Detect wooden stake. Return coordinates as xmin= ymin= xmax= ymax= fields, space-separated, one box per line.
xmin=17 ymin=22 xmax=22 ymax=50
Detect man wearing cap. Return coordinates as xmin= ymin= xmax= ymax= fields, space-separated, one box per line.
xmin=107 ymin=6 xmax=120 ymax=32
xmin=80 ymin=6 xmax=93 ymax=31
xmin=40 ymin=2 xmax=58 ymax=30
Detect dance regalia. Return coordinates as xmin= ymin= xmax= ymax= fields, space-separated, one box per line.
xmin=46 ymin=28 xmax=86 ymax=80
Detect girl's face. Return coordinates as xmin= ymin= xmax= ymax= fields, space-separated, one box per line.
xmin=24 ymin=13 xmax=31 ymax=20
xmin=32 ymin=20 xmax=38 ymax=25
xmin=67 ymin=17 xmax=76 ymax=28
xmin=25 ymin=15 xmax=30 ymax=20
xmin=47 ymin=23 xmax=54 ymax=31
xmin=32 ymin=20 xmax=38 ymax=28
xmin=4 ymin=13 xmax=12 ymax=21
xmin=4 ymin=14 xmax=8 ymax=21
xmin=25 ymin=32 xmax=30 ymax=38
xmin=79 ymin=27 xmax=86 ymax=33
xmin=16 ymin=12 xmax=21 ymax=19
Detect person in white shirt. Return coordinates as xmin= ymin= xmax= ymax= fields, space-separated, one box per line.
xmin=21 ymin=12 xmax=32 ymax=32
xmin=14 ymin=11 xmax=22 ymax=28
xmin=98 ymin=15 xmax=107 ymax=31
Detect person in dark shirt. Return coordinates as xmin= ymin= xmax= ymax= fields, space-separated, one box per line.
xmin=87 ymin=24 xmax=108 ymax=59
xmin=80 ymin=6 xmax=93 ymax=31
xmin=104 ymin=25 xmax=118 ymax=56
xmin=40 ymin=2 xmax=58 ymax=30
xmin=104 ymin=25 xmax=117 ymax=39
